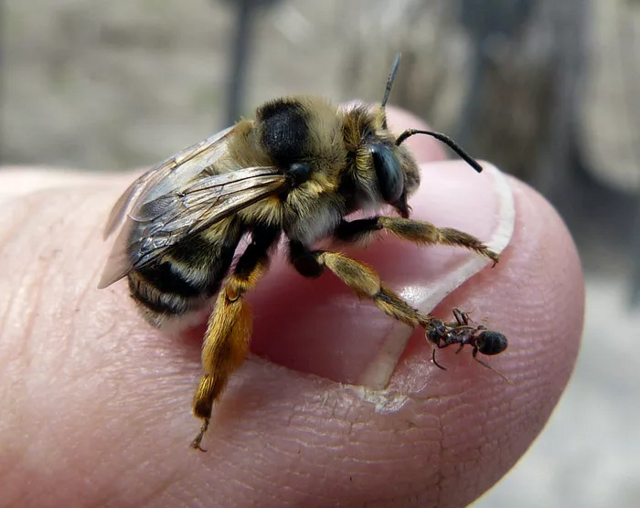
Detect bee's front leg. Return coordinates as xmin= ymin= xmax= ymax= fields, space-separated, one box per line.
xmin=334 ymin=216 xmax=499 ymax=264
xmin=191 ymin=226 xmax=280 ymax=451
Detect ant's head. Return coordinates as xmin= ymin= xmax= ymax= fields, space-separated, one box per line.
xmin=425 ymin=319 xmax=448 ymax=345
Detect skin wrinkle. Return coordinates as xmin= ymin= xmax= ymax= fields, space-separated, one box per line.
xmin=71 ymin=340 xmax=183 ymax=505
xmin=25 ymin=195 xmax=102 ymax=397
xmin=136 ymin=471 xmax=191 ymax=508
xmin=0 ymin=195 xmax=34 ymax=249
xmin=227 ymin=469 xmax=281 ymax=507
xmin=74 ymin=247 xmax=107 ymax=314
xmin=8 ymin=256 xmax=52 ymax=477
xmin=0 ymin=292 xmax=16 ymax=364
xmin=261 ymin=456 xmax=314 ymax=503
xmin=0 ymin=199 xmax=45 ymax=367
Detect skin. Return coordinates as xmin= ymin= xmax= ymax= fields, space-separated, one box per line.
xmin=0 ymin=108 xmax=584 ymax=507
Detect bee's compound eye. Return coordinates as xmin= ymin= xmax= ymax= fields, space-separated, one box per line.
xmin=370 ymin=144 xmax=404 ymax=203
xmin=476 ymin=331 xmax=508 ymax=356
xmin=286 ymin=162 xmax=310 ymax=186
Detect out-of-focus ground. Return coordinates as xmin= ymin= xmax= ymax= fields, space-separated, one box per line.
xmin=2 ymin=1 xmax=639 ymax=506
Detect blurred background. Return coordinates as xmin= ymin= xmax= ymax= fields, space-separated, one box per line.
xmin=1 ymin=0 xmax=639 ymax=505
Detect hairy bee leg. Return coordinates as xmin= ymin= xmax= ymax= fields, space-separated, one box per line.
xmin=191 ymin=226 xmax=280 ymax=451
xmin=190 ymin=285 xmax=253 ymax=451
xmin=289 ymin=243 xmax=421 ymax=328
xmin=334 ymin=216 xmax=499 ymax=264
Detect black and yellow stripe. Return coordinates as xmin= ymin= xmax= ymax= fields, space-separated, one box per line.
xmin=128 ymin=218 xmax=244 ymax=325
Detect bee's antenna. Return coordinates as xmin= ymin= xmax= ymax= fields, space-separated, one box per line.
xmin=396 ymin=129 xmax=483 ymax=173
xmin=382 ymin=53 xmax=402 ymax=109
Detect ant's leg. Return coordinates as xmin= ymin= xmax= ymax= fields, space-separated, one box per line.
xmin=471 ymin=348 xmax=512 ymax=382
xmin=452 ymin=308 xmax=470 ymax=326
xmin=431 ymin=349 xmax=448 ymax=370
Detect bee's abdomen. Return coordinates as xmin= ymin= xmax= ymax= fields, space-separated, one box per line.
xmin=128 ymin=222 xmax=243 ymax=326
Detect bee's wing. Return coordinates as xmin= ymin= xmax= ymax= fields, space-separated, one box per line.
xmin=99 ymin=166 xmax=286 ymax=289
xmin=99 ymin=128 xmax=287 ymax=289
xmin=103 ymin=126 xmax=235 ymax=239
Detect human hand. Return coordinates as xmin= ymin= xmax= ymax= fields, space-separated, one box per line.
xmin=0 ymin=107 xmax=583 ymax=507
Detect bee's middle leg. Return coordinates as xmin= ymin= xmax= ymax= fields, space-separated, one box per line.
xmin=334 ymin=216 xmax=499 ymax=264
xmin=191 ymin=226 xmax=280 ymax=451
xmin=289 ymin=241 xmax=421 ymax=328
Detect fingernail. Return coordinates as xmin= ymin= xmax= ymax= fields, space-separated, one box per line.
xmin=248 ymin=162 xmax=515 ymax=389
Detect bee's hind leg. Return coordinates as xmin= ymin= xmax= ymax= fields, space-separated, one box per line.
xmin=191 ymin=226 xmax=280 ymax=451
xmin=334 ymin=217 xmax=499 ymax=265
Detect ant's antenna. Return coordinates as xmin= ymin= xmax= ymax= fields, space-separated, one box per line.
xmin=382 ymin=53 xmax=402 ymax=109
xmin=396 ymin=129 xmax=483 ymax=173
xmin=431 ymin=342 xmax=512 ymax=383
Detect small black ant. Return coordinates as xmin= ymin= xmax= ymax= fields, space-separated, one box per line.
xmin=424 ymin=309 xmax=509 ymax=380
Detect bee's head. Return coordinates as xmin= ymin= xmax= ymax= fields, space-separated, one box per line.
xmin=349 ymin=54 xmax=483 ymax=218
xmin=361 ymin=102 xmax=420 ymax=218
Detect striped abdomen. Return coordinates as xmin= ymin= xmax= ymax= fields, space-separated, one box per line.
xmin=128 ymin=217 xmax=244 ymax=327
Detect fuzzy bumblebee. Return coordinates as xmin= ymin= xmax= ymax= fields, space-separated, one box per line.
xmin=100 ymin=54 xmax=504 ymax=450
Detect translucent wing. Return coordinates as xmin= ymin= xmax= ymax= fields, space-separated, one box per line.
xmin=103 ymin=126 xmax=235 ymax=238
xmin=99 ymin=127 xmax=287 ymax=289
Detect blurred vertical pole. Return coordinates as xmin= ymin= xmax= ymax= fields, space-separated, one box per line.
xmin=225 ymin=0 xmax=254 ymax=125
xmin=220 ymin=0 xmax=281 ymax=126
xmin=456 ymin=0 xmax=536 ymax=148
xmin=0 ymin=0 xmax=5 ymax=163
xmin=538 ymin=1 xmax=588 ymax=199
xmin=632 ymin=192 xmax=640 ymax=306
xmin=622 ymin=6 xmax=640 ymax=305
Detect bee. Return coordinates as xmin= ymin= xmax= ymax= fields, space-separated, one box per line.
xmin=99 ymin=54 xmax=505 ymax=451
